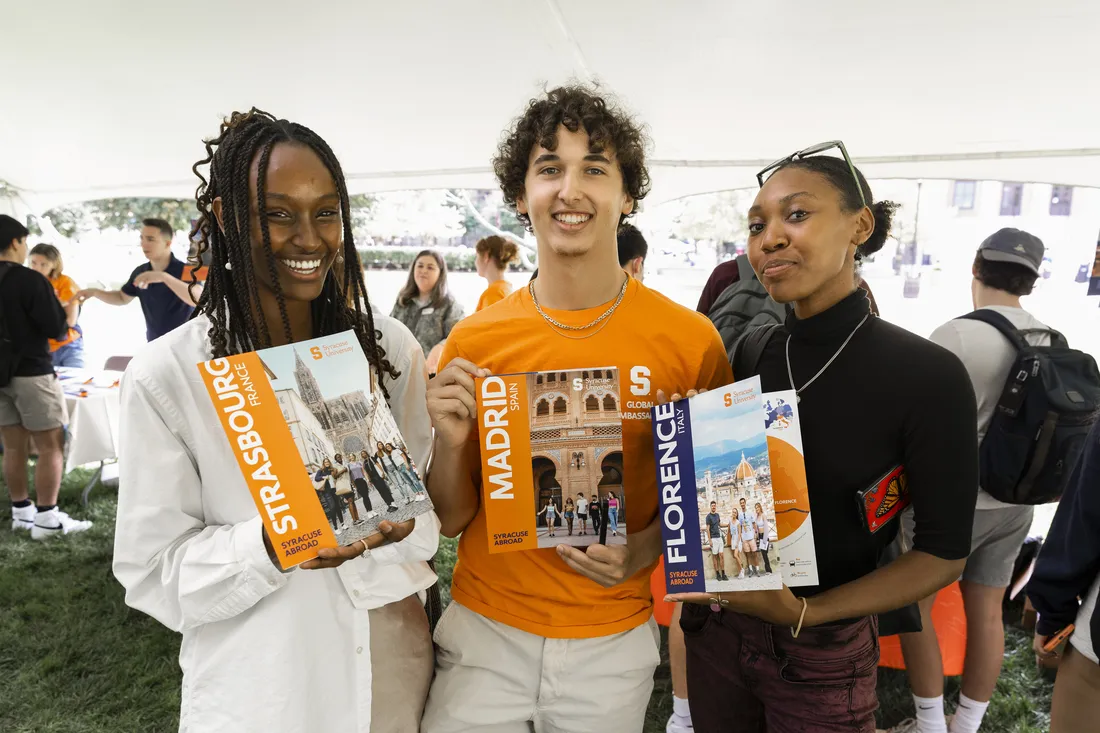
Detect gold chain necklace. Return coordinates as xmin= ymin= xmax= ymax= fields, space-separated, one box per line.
xmin=528 ymin=277 xmax=628 ymax=334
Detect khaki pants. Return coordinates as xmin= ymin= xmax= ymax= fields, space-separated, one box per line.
xmin=422 ymin=602 xmax=660 ymax=733
xmin=369 ymin=594 xmax=433 ymax=733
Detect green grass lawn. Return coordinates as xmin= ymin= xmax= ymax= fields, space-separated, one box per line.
xmin=0 ymin=464 xmax=1053 ymax=732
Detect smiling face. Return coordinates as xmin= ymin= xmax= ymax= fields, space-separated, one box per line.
xmin=413 ymin=255 xmax=441 ymax=296
xmin=747 ymin=167 xmax=872 ymax=313
xmin=516 ymin=125 xmax=633 ymax=260
xmin=244 ymin=142 xmax=343 ymax=304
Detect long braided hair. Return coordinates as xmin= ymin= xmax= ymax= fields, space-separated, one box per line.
xmin=189 ymin=108 xmax=398 ymax=396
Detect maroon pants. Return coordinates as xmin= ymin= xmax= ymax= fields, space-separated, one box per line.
xmin=681 ymin=605 xmax=879 ymax=732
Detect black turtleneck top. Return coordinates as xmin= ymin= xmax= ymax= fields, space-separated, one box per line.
xmin=733 ymin=289 xmax=979 ymax=596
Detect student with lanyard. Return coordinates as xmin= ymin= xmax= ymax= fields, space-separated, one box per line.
xmin=421 ymin=85 xmax=732 ymax=733
xmin=111 ymin=109 xmax=440 ymax=733
xmin=665 ymin=142 xmax=979 ymax=733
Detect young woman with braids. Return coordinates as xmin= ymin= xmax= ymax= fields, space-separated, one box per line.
xmin=664 ymin=145 xmax=979 ymax=732
xmin=112 ymin=109 xmax=440 ymax=733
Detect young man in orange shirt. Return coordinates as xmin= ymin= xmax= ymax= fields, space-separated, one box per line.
xmin=421 ymin=86 xmax=732 ymax=733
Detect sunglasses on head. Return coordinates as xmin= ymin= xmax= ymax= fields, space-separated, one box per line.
xmin=756 ymin=140 xmax=867 ymax=209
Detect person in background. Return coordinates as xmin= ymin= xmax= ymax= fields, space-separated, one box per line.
xmin=607 ymin=492 xmax=620 ymax=537
xmin=28 ymin=244 xmax=84 ymax=368
xmin=361 ymin=447 xmax=398 ymax=514
xmin=390 ymin=249 xmax=464 ymax=374
xmin=1029 ymin=418 xmax=1100 ymax=733
xmin=345 ymin=452 xmax=375 ymax=521
xmin=564 ymin=497 xmax=576 ymax=535
xmin=617 ymin=222 xmax=647 ymax=283
xmin=474 ymin=235 xmax=520 ymax=311
xmin=706 ymin=501 xmax=727 ymax=582
xmin=576 ymin=491 xmax=589 ymax=535
xmin=312 ymin=459 xmax=344 ymax=532
xmin=755 ymin=502 xmax=772 ymax=575
xmin=0 ymin=215 xmax=93 ymax=539
xmin=896 ymin=229 xmax=1053 ymax=733
xmin=74 ymin=218 xmax=201 ymax=342
xmin=537 ymin=498 xmax=558 ymax=538
xmin=588 ymin=492 xmax=603 ymax=538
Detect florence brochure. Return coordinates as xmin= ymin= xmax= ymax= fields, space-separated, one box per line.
xmin=653 ymin=376 xmax=784 ymax=594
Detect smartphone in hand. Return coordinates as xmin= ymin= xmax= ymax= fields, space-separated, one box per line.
xmin=1043 ymin=624 xmax=1075 ymax=653
xmin=599 ymin=497 xmax=609 ymax=545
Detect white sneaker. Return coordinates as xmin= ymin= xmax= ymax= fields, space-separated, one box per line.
xmin=667 ymin=716 xmax=693 ymax=733
xmin=31 ymin=508 xmax=93 ymax=540
xmin=11 ymin=504 xmax=36 ymax=531
xmin=738 ymin=570 xmax=745 ymax=579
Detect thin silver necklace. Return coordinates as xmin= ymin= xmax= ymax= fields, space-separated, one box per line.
xmin=785 ymin=313 xmax=870 ymax=403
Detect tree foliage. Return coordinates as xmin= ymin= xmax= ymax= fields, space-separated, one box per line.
xmin=41 ymin=198 xmax=197 ymax=239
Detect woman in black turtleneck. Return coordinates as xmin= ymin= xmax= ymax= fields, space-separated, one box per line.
xmin=667 ymin=148 xmax=979 ymax=733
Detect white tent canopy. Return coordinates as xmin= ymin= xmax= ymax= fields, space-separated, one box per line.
xmin=3 ymin=0 xmax=1099 ymax=213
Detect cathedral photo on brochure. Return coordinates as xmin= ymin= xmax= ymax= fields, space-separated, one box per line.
xmin=263 ymin=344 xmax=431 ymax=544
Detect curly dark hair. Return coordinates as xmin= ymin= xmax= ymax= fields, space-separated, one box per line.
xmin=189 ymin=108 xmax=398 ymax=397
xmin=492 ymin=85 xmax=651 ymax=231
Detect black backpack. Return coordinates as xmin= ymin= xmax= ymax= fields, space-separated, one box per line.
xmin=707 ymin=256 xmax=788 ymax=360
xmin=0 ymin=263 xmax=17 ymax=387
xmin=958 ymin=310 xmax=1100 ymax=505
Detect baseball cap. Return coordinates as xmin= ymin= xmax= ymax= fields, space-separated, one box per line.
xmin=977 ymin=228 xmax=1045 ymax=275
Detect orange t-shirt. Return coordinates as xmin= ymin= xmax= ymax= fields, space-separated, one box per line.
xmin=440 ymin=278 xmax=733 ymax=638
xmin=476 ymin=280 xmax=515 ymax=312
xmin=49 ymin=274 xmax=80 ymax=350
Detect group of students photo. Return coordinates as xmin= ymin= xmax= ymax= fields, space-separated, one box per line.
xmin=4 ymin=80 xmax=1098 ymax=733
xmin=538 ymin=490 xmax=623 ymax=542
xmin=311 ymin=441 xmax=424 ymax=536
xmin=703 ymin=496 xmax=775 ymax=583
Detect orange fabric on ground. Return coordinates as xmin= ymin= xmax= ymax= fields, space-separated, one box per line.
xmin=440 ymin=278 xmax=733 ymax=639
xmin=49 ymin=274 xmax=79 ymax=350
xmin=878 ymin=581 xmax=968 ymax=676
xmin=475 ymin=279 xmax=514 ymax=312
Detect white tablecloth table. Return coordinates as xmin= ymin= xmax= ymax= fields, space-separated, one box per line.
xmin=58 ymin=369 xmax=123 ymax=504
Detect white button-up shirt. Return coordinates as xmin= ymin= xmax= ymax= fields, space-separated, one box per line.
xmin=112 ymin=313 xmax=439 ymax=733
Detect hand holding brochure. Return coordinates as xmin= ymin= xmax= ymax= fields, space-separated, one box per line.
xmin=198 ymin=330 xmax=433 ymax=569
xmin=475 ymin=367 xmax=627 ymax=554
xmin=653 ymin=378 xmax=819 ymax=594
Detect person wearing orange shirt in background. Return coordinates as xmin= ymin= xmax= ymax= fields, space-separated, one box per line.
xmin=28 ymin=244 xmax=84 ymax=368
xmin=420 ymin=85 xmax=733 ymax=733
xmin=474 ymin=235 xmax=519 ymax=311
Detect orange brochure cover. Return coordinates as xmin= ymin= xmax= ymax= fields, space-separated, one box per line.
xmin=198 ymin=330 xmax=433 ymax=569
xmin=476 ymin=367 xmax=627 ymax=554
